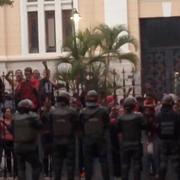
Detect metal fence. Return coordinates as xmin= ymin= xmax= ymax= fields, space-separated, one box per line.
xmin=0 ymin=68 xmax=141 ymax=108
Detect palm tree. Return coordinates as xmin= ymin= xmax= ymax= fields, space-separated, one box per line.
xmin=95 ymin=24 xmax=138 ymax=92
xmin=58 ymin=29 xmax=103 ymax=94
xmin=0 ymin=0 xmax=13 ymax=6
xmin=58 ymin=24 xmax=138 ymax=96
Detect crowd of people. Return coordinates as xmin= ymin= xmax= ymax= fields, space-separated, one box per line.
xmin=0 ymin=61 xmax=180 ymax=180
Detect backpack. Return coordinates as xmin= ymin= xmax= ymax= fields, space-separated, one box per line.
xmin=14 ymin=113 xmax=39 ymax=143
xmin=159 ymin=113 xmax=176 ymax=139
xmin=52 ymin=108 xmax=73 ymax=137
xmin=84 ymin=108 xmax=104 ymax=138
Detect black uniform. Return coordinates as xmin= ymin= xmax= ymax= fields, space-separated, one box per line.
xmin=14 ymin=110 xmax=42 ymax=180
xmin=118 ymin=112 xmax=146 ymax=180
xmin=40 ymin=108 xmax=53 ymax=177
xmin=0 ymin=77 xmax=4 ymax=104
xmin=109 ymin=106 xmax=121 ymax=178
xmin=80 ymin=105 xmax=110 ymax=180
xmin=0 ymin=77 xmax=4 ymax=115
xmin=50 ymin=104 xmax=78 ymax=180
xmin=156 ymin=105 xmax=180 ymax=180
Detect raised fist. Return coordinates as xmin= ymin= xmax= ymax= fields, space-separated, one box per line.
xmin=42 ymin=61 xmax=47 ymax=66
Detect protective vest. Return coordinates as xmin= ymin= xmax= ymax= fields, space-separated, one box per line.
xmin=118 ymin=112 xmax=144 ymax=144
xmin=14 ymin=112 xmax=39 ymax=143
xmin=158 ymin=112 xmax=177 ymax=139
xmin=83 ymin=107 xmax=107 ymax=138
xmin=52 ymin=107 xmax=75 ymax=137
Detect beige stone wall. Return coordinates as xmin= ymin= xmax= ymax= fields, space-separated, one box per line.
xmin=79 ymin=0 xmax=104 ymax=30
xmin=172 ymin=0 xmax=180 ymax=16
xmin=0 ymin=0 xmax=21 ymax=56
xmin=0 ymin=8 xmax=6 ymax=55
xmin=6 ymin=0 xmax=21 ymax=55
xmin=127 ymin=0 xmax=141 ymax=94
xmin=139 ymin=0 xmax=180 ymax=18
xmin=128 ymin=0 xmax=140 ymax=59
xmin=139 ymin=0 xmax=163 ymax=18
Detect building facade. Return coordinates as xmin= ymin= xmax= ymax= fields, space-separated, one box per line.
xmin=0 ymin=0 xmax=180 ymax=96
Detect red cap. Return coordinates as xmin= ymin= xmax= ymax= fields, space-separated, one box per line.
xmin=106 ymin=95 xmax=114 ymax=104
xmin=144 ymin=97 xmax=156 ymax=107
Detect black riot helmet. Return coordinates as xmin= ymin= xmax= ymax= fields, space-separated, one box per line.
xmin=124 ymin=97 xmax=137 ymax=112
xmin=18 ymin=99 xmax=33 ymax=113
xmin=162 ymin=94 xmax=174 ymax=107
xmin=56 ymin=91 xmax=70 ymax=106
xmin=86 ymin=90 xmax=98 ymax=103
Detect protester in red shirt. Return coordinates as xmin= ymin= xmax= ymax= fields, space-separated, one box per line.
xmin=135 ymin=95 xmax=144 ymax=113
xmin=32 ymin=69 xmax=41 ymax=90
xmin=15 ymin=67 xmax=39 ymax=111
xmin=0 ymin=108 xmax=17 ymax=177
xmin=105 ymin=95 xmax=121 ymax=178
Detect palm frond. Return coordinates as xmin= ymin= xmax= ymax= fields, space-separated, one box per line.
xmin=95 ymin=24 xmax=129 ymax=52
xmin=118 ymin=52 xmax=139 ymax=70
xmin=114 ymin=35 xmax=138 ymax=51
xmin=87 ymin=56 xmax=106 ymax=65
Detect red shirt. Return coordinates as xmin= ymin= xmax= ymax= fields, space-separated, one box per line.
xmin=0 ymin=119 xmax=14 ymax=141
xmin=15 ymin=80 xmax=39 ymax=109
xmin=31 ymin=78 xmax=40 ymax=90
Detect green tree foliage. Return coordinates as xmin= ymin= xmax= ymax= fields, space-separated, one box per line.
xmin=58 ymin=29 xmax=104 ymax=93
xmin=95 ymin=24 xmax=138 ymax=91
xmin=57 ymin=24 xmax=138 ymax=95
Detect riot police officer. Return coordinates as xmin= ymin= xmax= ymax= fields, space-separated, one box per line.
xmin=14 ymin=99 xmax=42 ymax=180
xmin=156 ymin=94 xmax=180 ymax=180
xmin=80 ymin=90 xmax=110 ymax=180
xmin=50 ymin=91 xmax=78 ymax=180
xmin=118 ymin=97 xmax=146 ymax=180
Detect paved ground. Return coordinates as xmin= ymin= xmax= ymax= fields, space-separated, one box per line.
xmin=0 ymin=159 xmax=176 ymax=180
xmin=0 ymin=139 xmax=177 ymax=180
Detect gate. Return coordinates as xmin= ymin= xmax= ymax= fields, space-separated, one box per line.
xmin=142 ymin=47 xmax=180 ymax=98
xmin=140 ymin=17 xmax=180 ymax=99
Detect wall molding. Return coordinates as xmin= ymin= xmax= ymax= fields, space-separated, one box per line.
xmin=0 ymin=53 xmax=63 ymax=62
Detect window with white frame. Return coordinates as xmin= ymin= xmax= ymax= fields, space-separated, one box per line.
xmin=45 ymin=11 xmax=56 ymax=52
xmin=62 ymin=9 xmax=72 ymax=46
xmin=28 ymin=11 xmax=39 ymax=53
xmin=21 ymin=0 xmax=74 ymax=55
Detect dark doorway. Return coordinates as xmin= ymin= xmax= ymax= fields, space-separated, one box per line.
xmin=140 ymin=17 xmax=180 ymax=99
